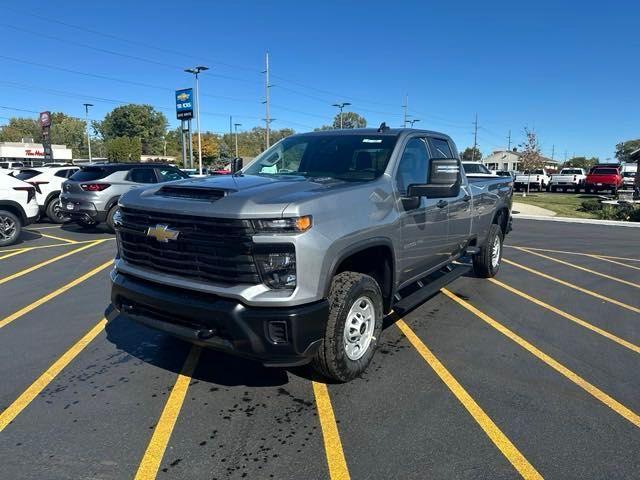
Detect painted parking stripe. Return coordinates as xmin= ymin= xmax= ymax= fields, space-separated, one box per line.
xmin=514 ymin=247 xmax=640 ymax=290
xmin=505 ymin=245 xmax=640 ymax=263
xmin=312 ymin=382 xmax=351 ymax=480
xmin=0 ymin=239 xmax=106 ymax=285
xmin=591 ymin=255 xmax=640 ymax=272
xmin=441 ymin=289 xmax=640 ymax=428
xmin=21 ymin=225 xmax=67 ymax=231
xmin=134 ymin=346 xmax=201 ymax=480
xmin=503 ymin=259 xmax=640 ymax=314
xmin=31 ymin=231 xmax=78 ymax=244
xmin=0 ymin=238 xmax=113 ymax=256
xmin=489 ymin=278 xmax=640 ymax=354
xmin=396 ymin=319 xmax=542 ymax=479
xmin=0 ymin=259 xmax=113 ymax=329
xmin=0 ymin=318 xmax=106 ymax=431
xmin=0 ymin=249 xmax=29 ymax=260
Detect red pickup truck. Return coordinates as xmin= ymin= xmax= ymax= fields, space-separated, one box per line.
xmin=585 ymin=165 xmax=623 ymax=194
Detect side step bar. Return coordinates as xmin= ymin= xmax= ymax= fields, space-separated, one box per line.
xmin=392 ymin=263 xmax=471 ymax=316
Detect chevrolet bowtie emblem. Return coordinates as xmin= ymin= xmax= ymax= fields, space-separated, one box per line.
xmin=146 ymin=224 xmax=180 ymax=242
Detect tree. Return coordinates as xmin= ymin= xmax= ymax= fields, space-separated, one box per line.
xmin=461 ymin=147 xmax=482 ymax=162
xmin=615 ymin=139 xmax=640 ymax=163
xmin=95 ymin=104 xmax=168 ymax=155
xmin=50 ymin=113 xmax=87 ymax=158
xmin=565 ymin=156 xmax=598 ymax=170
xmin=316 ymin=111 xmax=367 ymax=130
xmin=518 ymin=128 xmax=543 ymax=195
xmin=0 ymin=117 xmax=41 ymax=142
xmin=105 ymin=136 xmax=142 ymax=162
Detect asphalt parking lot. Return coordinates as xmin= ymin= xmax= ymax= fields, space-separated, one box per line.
xmin=0 ymin=219 xmax=639 ymax=479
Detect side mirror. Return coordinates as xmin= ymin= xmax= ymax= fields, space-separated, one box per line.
xmin=231 ymin=157 xmax=243 ymax=173
xmin=407 ymin=182 xmax=460 ymax=198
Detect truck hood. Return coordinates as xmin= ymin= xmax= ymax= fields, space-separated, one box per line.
xmin=120 ymin=174 xmax=357 ymax=218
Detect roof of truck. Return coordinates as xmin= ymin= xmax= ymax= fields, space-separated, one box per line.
xmin=294 ymin=128 xmax=451 ymax=138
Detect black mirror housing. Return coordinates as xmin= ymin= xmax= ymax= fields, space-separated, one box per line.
xmin=407 ymin=182 xmax=460 ymax=198
xmin=232 ymin=157 xmax=243 ymax=173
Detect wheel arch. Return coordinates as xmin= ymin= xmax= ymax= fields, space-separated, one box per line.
xmin=0 ymin=200 xmax=27 ymax=223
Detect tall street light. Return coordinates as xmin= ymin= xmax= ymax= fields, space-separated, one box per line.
xmin=234 ymin=123 xmax=242 ymax=158
xmin=332 ymin=102 xmax=351 ymax=129
xmin=408 ymin=119 xmax=421 ymax=127
xmin=83 ymin=103 xmax=93 ymax=163
xmin=184 ymin=65 xmax=209 ymax=175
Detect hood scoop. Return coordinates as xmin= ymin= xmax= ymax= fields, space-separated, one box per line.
xmin=155 ymin=185 xmax=229 ymax=202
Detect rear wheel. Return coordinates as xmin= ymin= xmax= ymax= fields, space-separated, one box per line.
xmin=312 ymin=272 xmax=383 ymax=382
xmin=473 ymin=224 xmax=503 ymax=278
xmin=0 ymin=210 xmax=22 ymax=247
xmin=550 ymin=185 xmax=556 ymax=193
xmin=105 ymin=205 xmax=119 ymax=233
xmin=45 ymin=198 xmax=69 ymax=224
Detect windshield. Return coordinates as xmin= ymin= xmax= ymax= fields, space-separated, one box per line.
xmin=463 ymin=163 xmax=491 ymax=174
xmin=243 ymin=134 xmax=398 ymax=181
xmin=561 ymin=169 xmax=582 ymax=174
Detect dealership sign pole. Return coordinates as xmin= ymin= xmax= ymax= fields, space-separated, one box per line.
xmin=175 ymin=88 xmax=194 ymax=170
xmin=39 ymin=111 xmax=53 ymax=163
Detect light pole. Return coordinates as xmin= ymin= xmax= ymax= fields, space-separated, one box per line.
xmin=234 ymin=123 xmax=242 ymax=158
xmin=332 ymin=102 xmax=351 ymax=129
xmin=83 ymin=103 xmax=93 ymax=163
xmin=184 ymin=65 xmax=209 ymax=175
xmin=408 ymin=119 xmax=421 ymax=127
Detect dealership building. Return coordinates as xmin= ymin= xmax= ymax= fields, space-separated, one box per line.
xmin=0 ymin=140 xmax=73 ymax=166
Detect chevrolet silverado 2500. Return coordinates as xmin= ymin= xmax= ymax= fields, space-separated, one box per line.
xmin=109 ymin=128 xmax=513 ymax=382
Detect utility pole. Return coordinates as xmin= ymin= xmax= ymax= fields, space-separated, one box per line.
xmin=507 ymin=130 xmax=511 ymax=152
xmin=263 ymin=51 xmax=272 ymax=148
xmin=332 ymin=102 xmax=351 ymax=129
xmin=472 ymin=113 xmax=478 ymax=161
xmin=402 ymin=94 xmax=409 ymax=127
xmin=83 ymin=103 xmax=93 ymax=163
xmin=184 ymin=65 xmax=209 ymax=175
xmin=551 ymin=144 xmax=555 ymax=161
xmin=234 ymin=123 xmax=242 ymax=158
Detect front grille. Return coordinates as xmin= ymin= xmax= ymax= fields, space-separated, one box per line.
xmin=119 ymin=207 xmax=260 ymax=285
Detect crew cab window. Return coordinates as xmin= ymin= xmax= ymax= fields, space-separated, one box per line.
xmin=128 ymin=168 xmax=157 ymax=184
xmin=396 ymin=138 xmax=429 ymax=195
xmin=55 ymin=169 xmax=77 ymax=178
xmin=428 ymin=138 xmax=453 ymax=158
xmin=157 ymin=168 xmax=189 ymax=182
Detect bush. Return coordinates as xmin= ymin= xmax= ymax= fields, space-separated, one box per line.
xmin=579 ymin=199 xmax=640 ymax=221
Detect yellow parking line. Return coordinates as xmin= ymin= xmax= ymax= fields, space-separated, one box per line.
xmin=590 ymin=255 xmax=640 ymax=272
xmin=312 ymin=382 xmax=351 ymax=480
xmin=0 ymin=249 xmax=29 ymax=260
xmin=489 ymin=279 xmax=640 ymax=354
xmin=0 ymin=319 xmax=106 ymax=432
xmin=441 ymin=288 xmax=640 ymax=429
xmin=503 ymin=259 xmax=640 ymax=314
xmin=22 ymin=225 xmax=67 ymax=231
xmin=0 ymin=238 xmax=113 ymax=256
xmin=505 ymin=245 xmax=640 ymax=263
xmin=514 ymin=247 xmax=640 ymax=290
xmin=0 ymin=240 xmax=106 ymax=285
xmin=396 ymin=319 xmax=542 ymax=479
xmin=134 ymin=346 xmax=201 ymax=480
xmin=0 ymin=259 xmax=113 ymax=329
xmin=30 ymin=231 xmax=77 ymax=244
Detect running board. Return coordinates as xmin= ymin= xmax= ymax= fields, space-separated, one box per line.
xmin=393 ymin=263 xmax=470 ymax=316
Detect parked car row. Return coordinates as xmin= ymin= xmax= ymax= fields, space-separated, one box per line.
xmin=511 ymin=165 xmax=632 ymax=194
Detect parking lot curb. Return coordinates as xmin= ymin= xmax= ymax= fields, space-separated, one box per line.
xmin=513 ymin=214 xmax=640 ymax=227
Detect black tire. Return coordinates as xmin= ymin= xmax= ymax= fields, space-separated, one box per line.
xmin=76 ymin=219 xmax=98 ymax=229
xmin=550 ymin=185 xmax=556 ymax=193
xmin=45 ymin=197 xmax=69 ymax=224
xmin=0 ymin=209 xmax=22 ymax=247
xmin=312 ymin=272 xmax=383 ymax=383
xmin=472 ymin=223 xmax=503 ymax=278
xmin=612 ymin=187 xmax=618 ymax=196
xmin=105 ymin=205 xmax=119 ymax=233
xmin=585 ymin=187 xmax=591 ymax=194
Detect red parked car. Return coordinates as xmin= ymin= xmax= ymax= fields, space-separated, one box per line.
xmin=585 ymin=165 xmax=623 ymax=194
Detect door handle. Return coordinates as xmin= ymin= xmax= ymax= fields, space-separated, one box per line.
xmin=462 ymin=194 xmax=471 ymax=202
xmin=436 ymin=200 xmax=448 ymax=209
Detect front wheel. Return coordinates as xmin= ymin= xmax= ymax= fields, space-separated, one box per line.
xmin=473 ymin=223 xmax=503 ymax=278
xmin=312 ymin=272 xmax=383 ymax=382
xmin=0 ymin=209 xmax=22 ymax=247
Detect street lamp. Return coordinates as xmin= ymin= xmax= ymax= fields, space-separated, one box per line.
xmin=83 ymin=103 xmax=93 ymax=163
xmin=184 ymin=65 xmax=209 ymax=175
xmin=332 ymin=102 xmax=352 ymax=129
xmin=408 ymin=119 xmax=421 ymax=127
xmin=234 ymin=123 xmax=242 ymax=158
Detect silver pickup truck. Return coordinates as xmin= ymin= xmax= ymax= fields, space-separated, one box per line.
xmin=108 ymin=127 xmax=513 ymax=381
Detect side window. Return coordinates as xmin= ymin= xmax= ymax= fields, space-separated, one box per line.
xmin=128 ymin=168 xmax=157 ymax=184
xmin=67 ymin=169 xmax=79 ymax=178
xmin=429 ymin=138 xmax=454 ymax=159
xmin=54 ymin=169 xmax=69 ymax=178
xmin=396 ymin=138 xmax=429 ymax=195
xmin=157 ymin=168 xmax=188 ymax=182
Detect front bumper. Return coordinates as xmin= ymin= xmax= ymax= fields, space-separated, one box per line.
xmin=109 ymin=271 xmax=329 ymax=367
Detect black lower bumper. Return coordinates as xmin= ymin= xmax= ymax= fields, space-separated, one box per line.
xmin=60 ymin=198 xmax=107 ymax=223
xmin=109 ymin=271 xmax=329 ymax=367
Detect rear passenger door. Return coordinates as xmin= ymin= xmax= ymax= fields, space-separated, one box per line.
xmin=127 ymin=168 xmax=158 ymax=185
xmin=395 ymin=137 xmax=450 ymax=286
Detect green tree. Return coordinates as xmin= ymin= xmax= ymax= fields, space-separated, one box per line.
xmin=50 ymin=113 xmax=87 ymax=158
xmin=316 ymin=112 xmax=367 ymax=130
xmin=0 ymin=117 xmax=41 ymax=142
xmin=565 ymin=156 xmax=598 ymax=169
xmin=461 ymin=147 xmax=482 ymax=162
xmin=105 ymin=136 xmax=142 ymax=162
xmin=95 ymin=104 xmax=168 ymax=155
xmin=518 ymin=128 xmax=543 ymax=195
xmin=615 ymin=139 xmax=640 ymax=163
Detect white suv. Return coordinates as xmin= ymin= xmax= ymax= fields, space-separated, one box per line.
xmin=0 ymin=174 xmax=39 ymax=246
xmin=15 ymin=166 xmax=79 ymax=223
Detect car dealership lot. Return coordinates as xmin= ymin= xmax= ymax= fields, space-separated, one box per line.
xmin=0 ymin=220 xmax=639 ymax=479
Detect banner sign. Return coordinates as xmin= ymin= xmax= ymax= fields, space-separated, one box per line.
xmin=39 ymin=111 xmax=52 ymax=128
xmin=39 ymin=111 xmax=53 ymax=161
xmin=175 ymin=88 xmax=194 ymax=120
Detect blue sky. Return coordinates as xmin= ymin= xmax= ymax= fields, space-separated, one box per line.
xmin=1 ymin=0 xmax=638 ymax=160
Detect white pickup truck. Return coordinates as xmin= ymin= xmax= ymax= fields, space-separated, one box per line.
xmin=514 ymin=169 xmax=551 ymax=192
xmin=549 ymin=168 xmax=587 ymax=192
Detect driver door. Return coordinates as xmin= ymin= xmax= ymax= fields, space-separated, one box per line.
xmin=396 ymin=137 xmax=449 ymax=286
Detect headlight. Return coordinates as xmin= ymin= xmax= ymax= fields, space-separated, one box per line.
xmin=254 ymin=245 xmax=296 ymax=289
xmin=252 ymin=216 xmax=312 ymax=233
